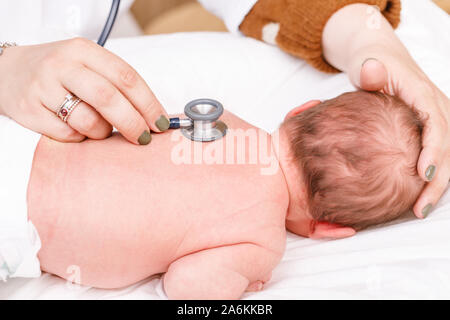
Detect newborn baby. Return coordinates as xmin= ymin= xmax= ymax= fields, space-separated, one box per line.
xmin=27 ymin=91 xmax=424 ymax=299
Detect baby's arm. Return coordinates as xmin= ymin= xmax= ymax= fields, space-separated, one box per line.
xmin=164 ymin=243 xmax=277 ymax=300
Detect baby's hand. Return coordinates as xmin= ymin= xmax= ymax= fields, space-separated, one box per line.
xmin=164 ymin=245 xmax=278 ymax=299
xmin=245 ymin=272 xmax=272 ymax=292
xmin=246 ymin=281 xmax=264 ymax=292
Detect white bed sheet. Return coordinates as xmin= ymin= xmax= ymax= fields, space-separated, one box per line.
xmin=1 ymin=0 xmax=449 ymax=299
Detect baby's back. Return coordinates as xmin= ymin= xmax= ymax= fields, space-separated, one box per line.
xmin=28 ymin=111 xmax=288 ymax=290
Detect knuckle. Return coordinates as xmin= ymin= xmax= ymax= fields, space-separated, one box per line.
xmin=61 ymin=127 xmax=83 ymax=142
xmin=425 ymin=113 xmax=448 ymax=141
xmin=121 ymin=116 xmax=143 ymax=136
xmin=40 ymin=50 xmax=63 ymax=70
xmin=141 ymin=99 xmax=162 ymax=118
xmin=434 ymin=114 xmax=448 ymax=137
xmin=119 ymin=66 xmax=138 ymax=89
xmin=97 ymin=125 xmax=113 ymax=139
xmin=92 ymin=85 xmax=116 ymax=107
xmin=69 ymin=37 xmax=91 ymax=49
xmin=61 ymin=37 xmax=93 ymax=59
xmin=79 ymin=115 xmax=101 ymax=133
xmin=429 ymin=185 xmax=445 ymax=203
xmin=139 ymin=102 xmax=154 ymax=118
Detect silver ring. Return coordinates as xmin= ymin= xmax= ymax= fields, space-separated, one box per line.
xmin=57 ymin=93 xmax=81 ymax=122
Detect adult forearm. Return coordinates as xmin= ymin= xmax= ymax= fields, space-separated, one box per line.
xmin=322 ymin=3 xmax=412 ymax=82
xmin=239 ymin=0 xmax=401 ymax=73
xmin=323 ymin=3 xmax=450 ymax=221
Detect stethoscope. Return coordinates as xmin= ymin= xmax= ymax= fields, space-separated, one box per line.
xmin=100 ymin=1 xmax=227 ymax=142
xmin=168 ymin=99 xmax=228 ymax=142
xmin=97 ymin=0 xmax=121 ymax=47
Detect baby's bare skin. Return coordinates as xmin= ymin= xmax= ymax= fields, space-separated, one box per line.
xmin=27 ymin=111 xmax=288 ymax=299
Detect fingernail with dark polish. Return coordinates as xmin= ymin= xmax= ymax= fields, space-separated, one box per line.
xmin=155 ymin=115 xmax=170 ymax=132
xmin=138 ymin=130 xmax=152 ymax=145
xmin=422 ymin=203 xmax=433 ymax=219
xmin=425 ymin=165 xmax=436 ymax=181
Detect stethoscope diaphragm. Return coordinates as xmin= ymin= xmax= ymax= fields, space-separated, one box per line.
xmin=169 ymin=99 xmax=228 ymax=142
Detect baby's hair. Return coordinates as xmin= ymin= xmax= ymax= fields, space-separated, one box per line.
xmin=284 ymin=91 xmax=425 ymax=230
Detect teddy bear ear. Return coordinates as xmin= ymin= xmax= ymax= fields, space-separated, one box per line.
xmin=309 ymin=221 xmax=356 ymax=239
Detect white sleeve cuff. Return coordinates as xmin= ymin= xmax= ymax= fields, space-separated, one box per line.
xmin=197 ymin=0 xmax=258 ymax=33
xmin=0 ymin=116 xmax=42 ymax=280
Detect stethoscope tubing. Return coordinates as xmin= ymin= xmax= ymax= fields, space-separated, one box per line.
xmin=97 ymin=0 xmax=121 ymax=47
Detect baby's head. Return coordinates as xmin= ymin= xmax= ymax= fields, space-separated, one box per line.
xmin=282 ymin=91 xmax=425 ymax=232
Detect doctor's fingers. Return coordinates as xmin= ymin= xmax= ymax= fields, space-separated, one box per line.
xmin=416 ymin=92 xmax=450 ymax=182
xmin=414 ymin=94 xmax=450 ymax=218
xmin=40 ymin=82 xmax=113 ymax=140
xmin=413 ymin=158 xmax=450 ymax=219
xmin=60 ymin=66 xmax=153 ymax=145
xmin=66 ymin=38 xmax=170 ymax=133
xmin=415 ymin=127 xmax=449 ymax=218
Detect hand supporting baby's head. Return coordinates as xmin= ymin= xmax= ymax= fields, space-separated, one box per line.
xmin=283 ymin=91 xmax=425 ymax=231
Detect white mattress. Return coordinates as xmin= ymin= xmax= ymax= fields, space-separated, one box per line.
xmin=1 ymin=0 xmax=449 ymax=299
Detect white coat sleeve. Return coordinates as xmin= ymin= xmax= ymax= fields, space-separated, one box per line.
xmin=197 ymin=0 xmax=258 ymax=33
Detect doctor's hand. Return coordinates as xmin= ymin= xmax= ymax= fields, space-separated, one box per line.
xmin=352 ymin=55 xmax=450 ymax=220
xmin=0 ymin=38 xmax=170 ymax=145
xmin=323 ymin=3 xmax=450 ymax=220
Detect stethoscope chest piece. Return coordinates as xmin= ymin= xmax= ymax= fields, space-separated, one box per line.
xmin=171 ymin=99 xmax=228 ymax=142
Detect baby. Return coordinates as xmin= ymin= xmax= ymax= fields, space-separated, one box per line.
xmin=27 ymin=91 xmax=424 ymax=299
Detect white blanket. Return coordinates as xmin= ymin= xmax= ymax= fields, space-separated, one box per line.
xmin=1 ymin=0 xmax=449 ymax=299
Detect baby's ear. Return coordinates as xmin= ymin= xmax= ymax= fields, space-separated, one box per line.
xmin=284 ymin=100 xmax=322 ymax=121
xmin=309 ymin=221 xmax=356 ymax=239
